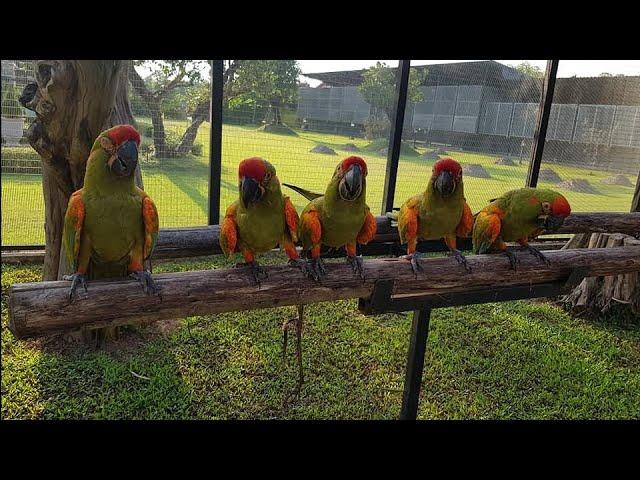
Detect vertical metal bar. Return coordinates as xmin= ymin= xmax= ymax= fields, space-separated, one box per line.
xmin=208 ymin=60 xmax=224 ymax=225
xmin=526 ymin=60 xmax=559 ymax=187
xmin=381 ymin=60 xmax=411 ymax=214
xmin=400 ymin=307 xmax=431 ymax=420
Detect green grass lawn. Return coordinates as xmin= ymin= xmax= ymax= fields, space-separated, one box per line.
xmin=2 ymin=121 xmax=637 ymax=245
xmin=2 ymin=255 xmax=639 ymax=420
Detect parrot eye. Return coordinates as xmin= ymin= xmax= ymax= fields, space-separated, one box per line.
xmin=541 ymin=202 xmax=551 ymax=214
xmin=263 ymin=172 xmax=272 ymax=183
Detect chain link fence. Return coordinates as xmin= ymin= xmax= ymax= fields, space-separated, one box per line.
xmin=2 ymin=60 xmax=639 ymax=247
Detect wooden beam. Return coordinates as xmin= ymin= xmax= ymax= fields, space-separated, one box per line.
xmin=8 ymin=246 xmax=640 ymax=339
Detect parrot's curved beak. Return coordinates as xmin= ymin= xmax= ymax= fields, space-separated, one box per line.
xmin=434 ymin=170 xmax=456 ymax=197
xmin=241 ymin=176 xmax=263 ymax=206
xmin=544 ymin=214 xmax=566 ymax=232
xmin=339 ymin=164 xmax=363 ymax=201
xmin=111 ymin=140 xmax=138 ymax=177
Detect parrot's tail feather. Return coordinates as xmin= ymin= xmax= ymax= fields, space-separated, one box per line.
xmin=282 ymin=183 xmax=323 ymax=202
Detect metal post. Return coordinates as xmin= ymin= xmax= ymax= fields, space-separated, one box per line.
xmin=382 ymin=60 xmax=411 ymax=215
xmin=208 ymin=60 xmax=224 ymax=225
xmin=526 ymin=60 xmax=559 ymax=187
xmin=400 ymin=307 xmax=431 ymax=420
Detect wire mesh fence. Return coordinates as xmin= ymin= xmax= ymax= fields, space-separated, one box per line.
xmin=395 ymin=60 xmax=545 ymax=215
xmin=539 ymin=61 xmax=640 ymax=212
xmin=221 ymin=60 xmax=396 ymax=218
xmin=2 ymin=59 xmax=639 ymax=247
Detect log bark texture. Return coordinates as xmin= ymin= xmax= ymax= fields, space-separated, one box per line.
xmin=8 ymin=246 xmax=640 ymax=339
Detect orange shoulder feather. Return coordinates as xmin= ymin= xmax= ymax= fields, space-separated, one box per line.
xmin=456 ymin=200 xmax=474 ymax=237
xmin=141 ymin=194 xmax=159 ymax=260
xmin=283 ymin=196 xmax=299 ymax=243
xmin=356 ymin=208 xmax=377 ymax=245
xmin=220 ymin=203 xmax=238 ymax=257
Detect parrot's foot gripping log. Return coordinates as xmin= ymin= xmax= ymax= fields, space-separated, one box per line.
xmin=289 ymin=258 xmax=320 ymax=282
xmin=524 ymin=244 xmax=551 ymax=266
xmin=236 ymin=261 xmax=268 ymax=285
xmin=403 ymin=251 xmax=427 ymax=275
xmin=306 ymin=257 xmax=327 ymax=281
xmin=347 ymin=255 xmax=366 ymax=280
xmin=129 ymin=270 xmax=159 ymax=295
xmin=449 ymin=249 xmax=472 ymax=274
xmin=503 ymin=249 xmax=520 ymax=271
xmin=63 ymin=273 xmax=88 ymax=301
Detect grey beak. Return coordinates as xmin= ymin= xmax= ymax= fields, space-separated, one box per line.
xmin=339 ymin=164 xmax=363 ymax=201
xmin=111 ymin=140 xmax=138 ymax=177
xmin=241 ymin=176 xmax=262 ymax=206
xmin=434 ymin=170 xmax=456 ymax=197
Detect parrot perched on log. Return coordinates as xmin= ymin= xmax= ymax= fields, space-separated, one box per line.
xmin=472 ymin=187 xmax=571 ymax=269
xmin=393 ymin=157 xmax=474 ymax=274
xmin=281 ymin=155 xmax=377 ymax=399
xmin=219 ymin=157 xmax=308 ymax=284
xmin=283 ymin=155 xmax=377 ymax=281
xmin=62 ymin=125 xmax=159 ymax=343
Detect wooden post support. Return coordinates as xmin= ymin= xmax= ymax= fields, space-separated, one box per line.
xmin=8 ymin=246 xmax=640 ymax=339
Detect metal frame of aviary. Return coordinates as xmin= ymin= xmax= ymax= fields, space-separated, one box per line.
xmin=204 ymin=59 xmax=562 ymax=219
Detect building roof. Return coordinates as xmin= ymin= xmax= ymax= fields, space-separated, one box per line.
xmin=302 ymin=61 xmax=527 ymax=87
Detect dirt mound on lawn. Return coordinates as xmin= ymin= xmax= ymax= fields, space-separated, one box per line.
xmin=494 ymin=157 xmax=516 ymax=166
xmin=557 ymin=178 xmax=598 ymax=194
xmin=538 ymin=168 xmax=562 ymax=183
xmin=462 ymin=164 xmax=491 ymax=178
xmin=601 ymin=174 xmax=633 ymax=187
xmin=310 ymin=145 xmax=337 ymax=155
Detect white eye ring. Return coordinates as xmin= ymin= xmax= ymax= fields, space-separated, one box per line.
xmin=541 ymin=202 xmax=551 ymax=214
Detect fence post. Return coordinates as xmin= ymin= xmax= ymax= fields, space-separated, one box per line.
xmin=526 ymin=60 xmax=559 ymax=187
xmin=381 ymin=60 xmax=411 ymax=215
xmin=208 ymin=60 xmax=224 ymax=225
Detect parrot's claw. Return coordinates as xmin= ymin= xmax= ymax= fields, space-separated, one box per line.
xmin=503 ymin=249 xmax=519 ymax=271
xmin=310 ymin=257 xmax=327 ymax=279
xmin=347 ymin=255 xmax=366 ymax=280
xmin=402 ymin=252 xmax=426 ymax=275
xmin=449 ymin=249 xmax=472 ymax=274
xmin=62 ymin=273 xmax=88 ymax=302
xmin=289 ymin=258 xmax=319 ymax=282
xmin=525 ymin=245 xmax=551 ymax=266
xmin=129 ymin=270 xmax=159 ymax=295
xmin=247 ymin=261 xmax=268 ymax=285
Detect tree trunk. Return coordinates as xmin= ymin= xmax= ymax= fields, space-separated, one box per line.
xmin=20 ymin=61 xmax=124 ymax=280
xmin=563 ymin=171 xmax=640 ymax=319
xmin=174 ymin=100 xmax=209 ymax=155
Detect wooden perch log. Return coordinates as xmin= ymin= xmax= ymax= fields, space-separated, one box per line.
xmin=154 ymin=212 xmax=640 ymax=258
xmin=8 ymin=245 xmax=640 ymax=339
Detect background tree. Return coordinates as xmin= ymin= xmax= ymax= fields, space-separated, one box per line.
xmin=19 ymin=60 xmax=140 ymax=281
xmin=128 ymin=60 xmax=210 ymax=158
xmin=231 ymin=60 xmax=300 ymax=125
xmin=358 ymin=62 xmax=425 ymax=122
xmin=514 ymin=61 xmax=545 ymax=78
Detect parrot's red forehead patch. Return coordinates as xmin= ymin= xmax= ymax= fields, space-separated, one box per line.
xmin=107 ymin=125 xmax=140 ymax=146
xmin=433 ymin=158 xmax=462 ymax=177
xmin=341 ymin=156 xmax=368 ymax=175
xmin=238 ymin=157 xmax=267 ymax=181
xmin=552 ymin=195 xmax=571 ymax=217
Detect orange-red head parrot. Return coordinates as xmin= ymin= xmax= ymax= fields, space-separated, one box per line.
xmin=62 ymin=124 xmax=159 ymax=299
xmin=219 ymin=157 xmax=305 ymax=283
xmin=283 ymin=155 xmax=377 ymax=280
xmin=472 ymin=187 xmax=571 ymax=269
xmin=394 ymin=157 xmax=474 ymax=274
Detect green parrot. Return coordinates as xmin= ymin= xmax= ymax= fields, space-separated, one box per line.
xmin=392 ymin=157 xmax=474 ymax=274
xmin=219 ymin=156 xmax=309 ymax=284
xmin=283 ymin=155 xmax=377 ymax=281
xmin=472 ymin=187 xmax=572 ymax=269
xmin=62 ymin=125 xmax=159 ymax=341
